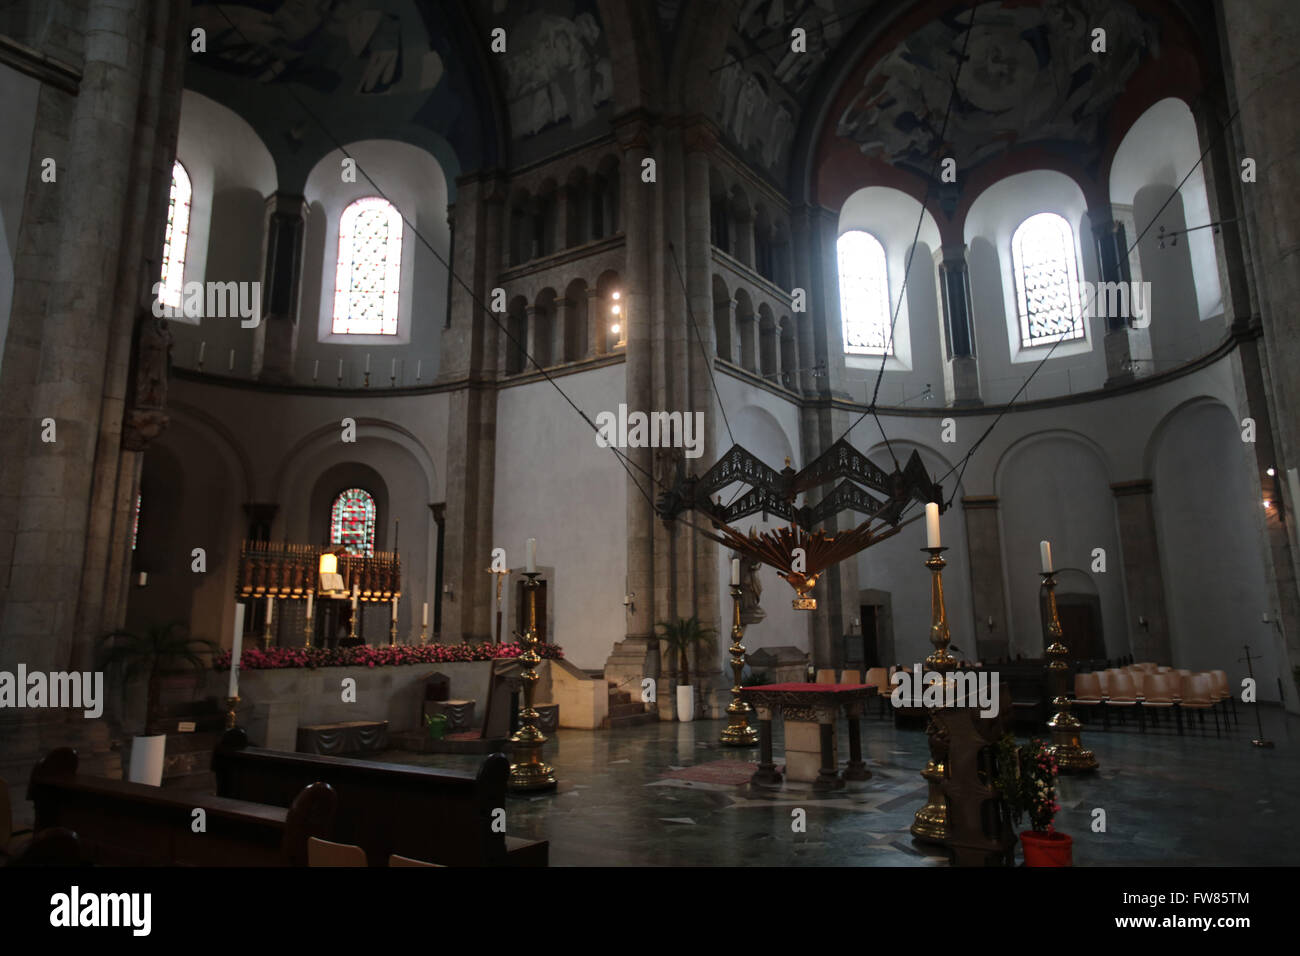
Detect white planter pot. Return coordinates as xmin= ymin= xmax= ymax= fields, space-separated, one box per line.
xmin=128 ymin=734 xmax=166 ymax=786
xmin=676 ymin=685 xmax=695 ymax=722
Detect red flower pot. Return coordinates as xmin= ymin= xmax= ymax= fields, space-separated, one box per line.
xmin=1019 ymin=830 xmax=1072 ymax=867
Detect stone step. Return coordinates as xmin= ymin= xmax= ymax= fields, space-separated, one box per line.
xmin=605 ymin=711 xmax=656 ymax=729
xmin=608 ymin=701 xmax=646 ymax=718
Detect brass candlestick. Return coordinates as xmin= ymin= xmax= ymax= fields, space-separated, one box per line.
xmin=225 ymin=695 xmax=240 ymax=730
xmin=389 ymin=595 xmax=399 ymax=646
xmin=509 ymin=572 xmax=556 ymax=792
xmin=348 ymin=598 xmax=359 ymax=643
xmin=1042 ymin=571 xmax=1097 ymax=772
xmin=263 ymin=597 xmax=275 ymax=650
xmin=912 ymin=546 xmax=956 ymax=843
xmin=721 ymin=583 xmax=759 ymax=746
xmin=419 ymin=623 xmax=428 ymax=645
xmin=303 ymin=597 xmax=314 ymax=648
xmin=486 ymin=565 xmax=510 ymax=644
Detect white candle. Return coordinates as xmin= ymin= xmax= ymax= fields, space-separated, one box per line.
xmin=392 ymin=596 xmax=398 ymax=622
xmin=526 ymin=538 xmax=537 ymax=573
xmin=1040 ymin=540 xmax=1053 ymax=574
xmin=422 ymin=602 xmax=429 ymax=627
xmin=229 ymin=603 xmax=245 ymax=698
xmin=305 ymin=590 xmax=313 ymax=621
xmin=365 ymin=353 xmax=371 ymax=373
xmin=228 ymin=349 xmax=235 ymax=371
xmin=925 ymin=502 xmax=941 ymax=549
xmin=138 ymin=571 xmax=147 ymax=587
xmin=266 ymin=595 xmax=273 ymax=626
xmin=312 ymin=359 xmax=319 ymax=381
xmin=731 ymin=557 xmax=740 ymax=586
xmin=197 ymin=340 xmax=206 ymax=365
xmin=351 ymin=582 xmax=359 ymax=611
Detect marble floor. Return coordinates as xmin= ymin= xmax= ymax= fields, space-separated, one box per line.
xmin=379 ymin=705 xmax=1300 ymax=866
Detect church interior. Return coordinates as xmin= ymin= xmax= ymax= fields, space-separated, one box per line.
xmin=1 ymin=0 xmax=1299 ymax=882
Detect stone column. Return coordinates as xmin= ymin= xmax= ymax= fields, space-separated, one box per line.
xmin=1090 ymin=202 xmax=1150 ymax=386
xmin=936 ymin=243 xmax=981 ymax=406
xmin=253 ymin=193 xmax=309 ymax=383
xmin=1111 ymin=480 xmax=1171 ymax=663
xmin=1219 ymin=0 xmax=1300 ymax=707
xmin=552 ymin=297 xmax=570 ymax=363
xmin=525 ymin=305 xmax=543 ymax=369
xmin=961 ymin=496 xmax=1010 ymax=660
xmin=586 ymin=287 xmax=603 ymax=356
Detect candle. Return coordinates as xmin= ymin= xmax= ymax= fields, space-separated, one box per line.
xmin=266 ymin=595 xmax=273 ymax=625
xmin=526 ymin=538 xmax=537 ymax=573
xmin=305 ymin=590 xmax=313 ymax=621
xmin=731 ymin=557 xmax=740 ymax=586
xmin=229 ymin=603 xmax=245 ymax=698
xmin=416 ymin=359 xmax=422 ymax=381
xmin=228 ymin=349 xmax=235 ymax=371
xmin=1040 ymin=540 xmax=1053 ymax=574
xmin=197 ymin=340 xmax=206 ymax=365
xmin=365 ymin=353 xmax=371 ymax=373
xmin=392 ymin=595 xmax=398 ymax=622
xmin=312 ymin=359 xmax=319 ymax=381
xmin=422 ymin=602 xmax=429 ymax=627
xmin=351 ymin=581 xmax=359 ymax=611
xmin=138 ymin=571 xmax=147 ymax=587
xmin=925 ymin=502 xmax=941 ymax=549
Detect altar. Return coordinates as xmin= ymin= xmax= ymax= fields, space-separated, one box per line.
xmin=738 ymin=683 xmax=876 ymax=791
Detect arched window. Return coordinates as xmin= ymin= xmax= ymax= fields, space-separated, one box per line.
xmin=330 ymin=488 xmax=377 ymax=556
xmin=1012 ymin=212 xmax=1084 ymax=347
xmin=332 ymin=197 xmax=404 ymax=335
xmin=159 ymin=161 xmax=192 ymax=309
xmin=837 ymin=230 xmax=892 ymax=355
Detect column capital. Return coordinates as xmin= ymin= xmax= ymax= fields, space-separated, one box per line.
xmin=265 ymin=192 xmax=309 ymax=219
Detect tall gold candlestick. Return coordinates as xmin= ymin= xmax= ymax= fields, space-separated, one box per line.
xmin=721 ymin=584 xmax=759 ymax=746
xmin=1042 ymin=571 xmax=1097 ymax=772
xmin=912 ymin=546 xmax=956 ymax=843
xmin=225 ymin=695 xmax=240 ymax=730
xmin=303 ymin=594 xmax=314 ymax=648
xmin=508 ymin=572 xmax=557 ymax=792
xmin=263 ymin=596 xmax=275 ymax=650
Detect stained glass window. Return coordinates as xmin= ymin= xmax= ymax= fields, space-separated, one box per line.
xmin=160 ymin=161 xmax=192 ymax=310
xmin=131 ymin=493 xmax=141 ymax=551
xmin=332 ymin=197 xmax=403 ymax=335
xmin=330 ymin=488 xmax=377 ymax=557
xmin=1012 ymin=212 xmax=1085 ymax=347
xmin=837 ymin=230 xmax=893 ymax=355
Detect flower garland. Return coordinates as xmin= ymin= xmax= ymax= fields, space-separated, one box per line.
xmin=212 ymin=641 xmax=564 ymax=671
xmin=996 ymin=734 xmax=1061 ymax=833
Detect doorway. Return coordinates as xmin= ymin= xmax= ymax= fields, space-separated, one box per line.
xmin=859 ymin=604 xmax=882 ymax=668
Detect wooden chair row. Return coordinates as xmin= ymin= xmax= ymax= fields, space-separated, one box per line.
xmin=308 ymin=836 xmax=444 ymax=867
xmin=1072 ymin=668 xmax=1235 ymax=734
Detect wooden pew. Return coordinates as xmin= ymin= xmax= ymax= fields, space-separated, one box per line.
xmin=212 ymin=729 xmax=548 ymax=867
xmin=27 ymin=748 xmax=336 ymax=866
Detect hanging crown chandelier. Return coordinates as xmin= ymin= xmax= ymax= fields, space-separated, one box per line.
xmin=655 ymin=439 xmax=944 ymax=609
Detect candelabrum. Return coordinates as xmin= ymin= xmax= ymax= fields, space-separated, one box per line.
xmin=508 ymin=572 xmax=557 ymax=792
xmin=912 ymin=546 xmax=956 ymax=843
xmin=348 ymin=601 xmax=359 ymax=643
xmin=1042 ymin=571 xmax=1098 ymax=771
xmin=720 ymin=584 xmax=759 ymax=746
xmin=263 ymin=597 xmax=275 ymax=650
xmin=225 ymin=695 xmax=240 ymax=730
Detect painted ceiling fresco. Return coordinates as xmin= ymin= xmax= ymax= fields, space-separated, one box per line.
xmin=836 ymin=0 xmax=1161 ymax=178
xmin=187 ymin=0 xmax=491 ymax=186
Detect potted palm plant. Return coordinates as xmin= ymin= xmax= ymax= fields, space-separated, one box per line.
xmin=997 ymin=734 xmax=1070 ymax=866
xmin=656 ymin=616 xmax=716 ymax=722
xmin=99 ymin=622 xmax=218 ymax=786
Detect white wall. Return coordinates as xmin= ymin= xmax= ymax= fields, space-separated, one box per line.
xmin=493 ymin=364 xmax=628 ymax=669
xmin=1151 ymin=400 xmax=1280 ymax=698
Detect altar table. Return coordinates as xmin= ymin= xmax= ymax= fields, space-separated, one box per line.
xmin=737 ymin=683 xmax=876 ymax=791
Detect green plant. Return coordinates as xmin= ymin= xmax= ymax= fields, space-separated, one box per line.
xmin=98 ymin=622 xmax=219 ymax=735
xmin=424 ymin=713 xmax=449 ymax=741
xmin=995 ymin=734 xmax=1061 ymax=833
xmin=655 ymin=616 xmax=716 ymax=687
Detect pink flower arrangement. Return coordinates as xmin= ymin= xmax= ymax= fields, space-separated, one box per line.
xmin=212 ymin=641 xmax=564 ymax=671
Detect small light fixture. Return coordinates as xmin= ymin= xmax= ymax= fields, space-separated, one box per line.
xmin=610 ymin=322 xmax=621 ymax=336
xmin=1267 ymin=466 xmax=1276 ymax=477
xmin=1263 ymin=498 xmax=1272 ymax=509
xmin=612 ymin=291 xmax=621 ymax=300
xmin=1138 ymin=615 xmax=1148 ymax=630
xmin=623 ymin=592 xmax=635 ymax=614
xmin=319 ymin=552 xmax=338 ymax=575
xmin=443 ymin=582 xmax=454 ymax=600
xmin=137 ymin=571 xmax=148 ymax=587
xmin=611 ymin=303 xmax=621 ymax=315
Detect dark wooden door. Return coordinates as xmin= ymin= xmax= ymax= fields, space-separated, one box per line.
xmin=1056 ymin=603 xmax=1102 ymax=661
xmin=860 ymin=605 xmax=881 ymax=668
